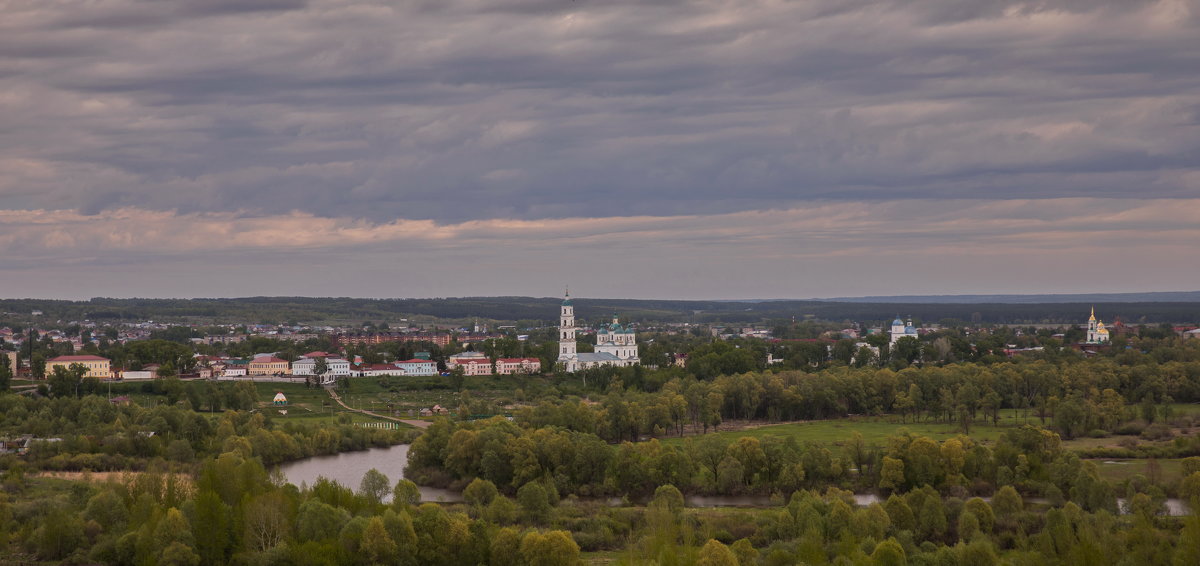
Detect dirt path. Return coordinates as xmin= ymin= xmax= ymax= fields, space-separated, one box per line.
xmin=325 ymin=388 xmax=431 ymax=429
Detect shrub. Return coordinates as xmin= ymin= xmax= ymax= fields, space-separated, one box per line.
xmin=1116 ymin=422 xmax=1146 ymax=436
xmin=1141 ymin=423 xmax=1173 ymax=441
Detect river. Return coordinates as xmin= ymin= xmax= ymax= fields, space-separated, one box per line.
xmin=278 ymin=444 xmax=1190 ymax=515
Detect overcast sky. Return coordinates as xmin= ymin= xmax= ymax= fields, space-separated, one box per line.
xmin=1 ymin=0 xmax=1197 ymax=300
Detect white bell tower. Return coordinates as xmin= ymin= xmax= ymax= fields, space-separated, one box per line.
xmin=557 ymin=288 xmax=577 ymax=370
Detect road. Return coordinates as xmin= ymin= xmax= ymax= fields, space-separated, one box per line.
xmin=325 ymin=388 xmax=431 ymax=429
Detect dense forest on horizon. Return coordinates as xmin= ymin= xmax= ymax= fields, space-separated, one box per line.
xmin=2 ymin=296 xmax=1200 ymax=326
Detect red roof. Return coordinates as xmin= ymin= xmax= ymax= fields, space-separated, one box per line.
xmin=251 ymin=357 xmax=287 ymax=364
xmin=48 ymin=355 xmax=108 ymax=362
xmin=302 ymin=351 xmax=331 ymax=358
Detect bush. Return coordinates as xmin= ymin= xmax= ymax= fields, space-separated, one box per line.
xmin=1087 ymin=429 xmax=1110 ymax=438
xmin=1141 ymin=423 xmax=1173 ymax=441
xmin=1116 ymin=422 xmax=1146 ymax=436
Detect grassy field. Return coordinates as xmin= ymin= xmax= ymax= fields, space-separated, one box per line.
xmin=1091 ymin=458 xmax=1186 ymax=485
xmin=663 ymin=409 xmax=1040 ymax=450
xmin=250 ymin=382 xmax=400 ymax=425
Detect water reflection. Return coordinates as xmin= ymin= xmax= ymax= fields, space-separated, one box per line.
xmin=277 ymin=444 xmax=462 ymax=503
xmin=277 ymin=445 xmax=1189 ymax=515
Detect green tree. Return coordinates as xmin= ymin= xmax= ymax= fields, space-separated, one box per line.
xmin=879 ymin=456 xmax=905 ymax=491
xmin=490 ymin=527 xmax=524 ymax=566
xmin=871 ymin=538 xmax=907 ymax=566
xmin=34 ymin=508 xmax=85 ymax=561
xmin=991 ymin=486 xmax=1022 ymax=531
xmin=695 ymin=539 xmax=739 ymax=566
xmin=359 ymin=468 xmax=391 ymax=506
xmin=313 ymin=356 xmax=329 ymax=387
xmin=153 ymin=508 xmax=198 ymax=561
xmin=360 ymin=516 xmax=398 ymax=565
xmin=160 ymin=542 xmax=201 ymax=566
xmin=0 ymin=353 xmax=11 ymax=391
xmin=295 ymin=500 xmax=350 ymax=542
xmin=520 ymin=530 xmax=581 ymax=566
xmin=463 ymin=478 xmax=499 ymax=510
xmin=392 ymin=479 xmax=421 ymax=510
xmin=192 ymin=490 xmax=231 ymax=566
xmin=517 ymin=482 xmax=551 ymax=523
xmin=48 ymin=363 xmax=86 ymax=398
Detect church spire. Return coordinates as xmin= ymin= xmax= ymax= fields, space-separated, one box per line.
xmin=1089 ymin=306 xmax=1096 ymax=321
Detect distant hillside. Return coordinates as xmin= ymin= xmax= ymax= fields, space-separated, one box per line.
xmin=2 ymin=296 xmax=1200 ymax=326
xmin=813 ymin=291 xmax=1200 ymax=304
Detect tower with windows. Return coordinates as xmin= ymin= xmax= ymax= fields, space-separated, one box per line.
xmin=556 ymin=289 xmax=639 ymax=372
xmin=557 ymin=290 xmax=578 ymax=371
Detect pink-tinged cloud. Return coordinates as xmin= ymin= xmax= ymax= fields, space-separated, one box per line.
xmin=0 ymin=198 xmax=1196 ymax=300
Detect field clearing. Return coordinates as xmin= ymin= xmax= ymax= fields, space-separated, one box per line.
xmin=1092 ymin=458 xmax=1185 ymax=485
xmin=662 ymin=410 xmax=1038 ymax=449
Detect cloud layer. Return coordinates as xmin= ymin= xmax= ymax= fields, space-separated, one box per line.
xmin=1 ymin=198 xmax=1195 ymax=299
xmin=3 ymin=0 xmax=1198 ymax=221
xmin=1 ymin=1 xmax=1197 ymax=298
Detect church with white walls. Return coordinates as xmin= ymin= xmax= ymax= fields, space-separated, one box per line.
xmin=1085 ymin=307 xmax=1111 ymax=344
xmin=889 ymin=317 xmax=918 ymax=345
xmin=557 ymin=290 xmax=640 ymax=372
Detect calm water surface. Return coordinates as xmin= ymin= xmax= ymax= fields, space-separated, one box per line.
xmin=277 ymin=444 xmax=462 ymax=503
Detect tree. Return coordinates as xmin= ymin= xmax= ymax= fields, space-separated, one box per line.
xmin=871 ymin=538 xmax=907 ymax=566
xmin=517 ymin=482 xmax=551 ymax=523
xmin=520 ymin=530 xmax=581 ymax=566
xmin=490 ymin=527 xmax=524 ymax=566
xmin=392 ymin=479 xmax=421 ymax=510
xmin=48 ymin=363 xmax=86 ymax=398
xmin=313 ymin=356 xmax=329 ymax=387
xmin=359 ymin=468 xmax=390 ymax=506
xmin=360 ymin=516 xmax=398 ymax=565
xmin=991 ymin=486 xmax=1022 ymax=530
xmin=192 ymin=490 xmax=231 ymax=566
xmin=463 ymin=478 xmax=499 ymax=510
xmin=0 ymin=353 xmax=11 ymax=391
xmin=695 ymin=539 xmax=739 ymax=566
xmin=243 ymin=492 xmax=291 ymax=552
xmin=295 ymin=500 xmax=350 ymax=542
xmin=880 ymin=457 xmax=905 ymax=491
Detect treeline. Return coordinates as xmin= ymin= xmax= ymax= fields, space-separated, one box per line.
xmin=5 ymin=444 xmax=1200 ymax=565
xmin=0 ymin=388 xmax=409 ymax=472
xmin=406 ymin=411 xmax=1196 ymax=507
xmin=6 ymin=296 xmax=1200 ymax=325
xmin=506 ymin=356 xmax=1200 ymax=450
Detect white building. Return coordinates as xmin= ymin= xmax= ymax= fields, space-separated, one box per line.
xmin=1085 ymin=307 xmax=1111 ymax=344
xmin=889 ymin=317 xmax=918 ymax=345
xmin=557 ymin=290 xmax=640 ymax=372
xmin=291 ymin=351 xmax=351 ymax=385
xmin=396 ymin=359 xmax=438 ymax=376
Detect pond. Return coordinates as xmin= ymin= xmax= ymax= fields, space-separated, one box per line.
xmin=277 ymin=444 xmax=462 ymax=503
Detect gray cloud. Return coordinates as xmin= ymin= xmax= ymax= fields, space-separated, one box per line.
xmin=1 ymin=0 xmax=1197 ymax=225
